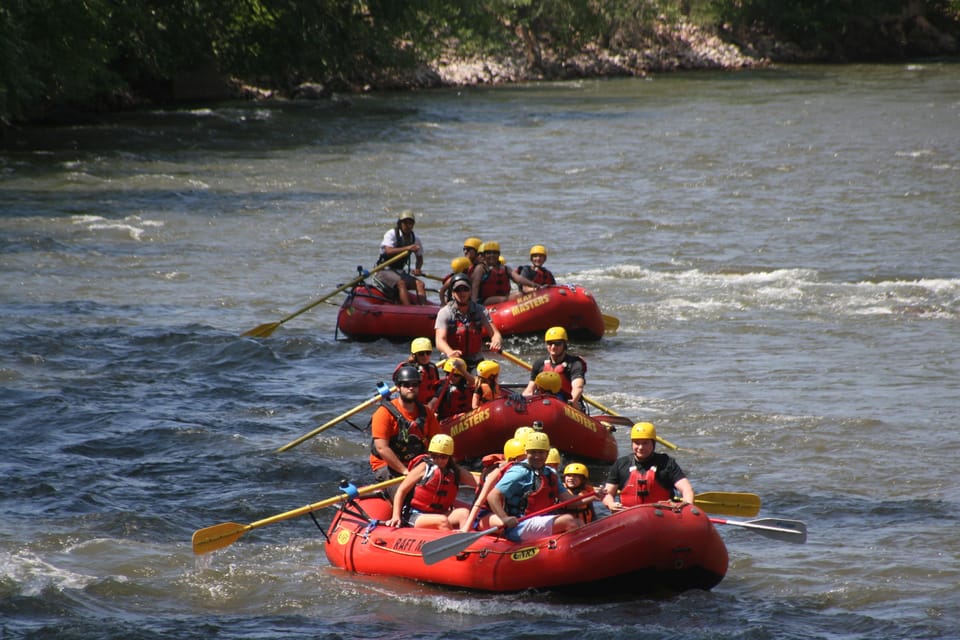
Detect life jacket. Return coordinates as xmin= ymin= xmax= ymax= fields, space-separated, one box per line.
xmin=516 ymin=265 xmax=555 ymax=286
xmin=477 ymin=265 xmax=511 ymax=301
xmin=441 ymin=301 xmax=485 ymax=358
xmin=620 ymin=464 xmax=673 ymax=506
xmin=474 ymin=457 xmax=509 ymax=502
xmin=474 ymin=379 xmax=498 ymax=405
xmin=564 ymin=485 xmax=597 ymax=524
xmin=434 ymin=377 xmax=472 ymax=419
xmin=391 ymin=361 xmax=440 ymax=405
xmin=405 ymin=454 xmax=459 ymax=515
xmin=377 ymin=227 xmax=415 ymax=271
xmin=541 ymin=355 xmax=588 ymax=399
xmin=369 ymin=399 xmax=428 ymax=465
xmin=504 ymin=463 xmax=560 ymax=517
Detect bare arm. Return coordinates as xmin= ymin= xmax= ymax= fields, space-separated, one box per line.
xmin=602 ymin=482 xmax=623 ymax=511
xmin=675 ymin=477 xmax=695 ymax=505
xmin=386 ymin=465 xmax=424 ymax=527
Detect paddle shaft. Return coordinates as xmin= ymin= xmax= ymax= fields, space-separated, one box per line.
xmin=192 ymin=476 xmax=405 ymax=555
xmin=499 ymin=350 xmax=679 ymax=451
xmin=275 ymin=386 xmax=397 ymax=452
xmin=242 ymin=250 xmax=409 ymax=337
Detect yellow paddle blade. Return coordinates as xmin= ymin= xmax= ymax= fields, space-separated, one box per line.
xmin=603 ymin=314 xmax=620 ymax=333
xmin=242 ymin=322 xmax=281 ymax=338
xmin=694 ymin=492 xmax=762 ymax=518
xmin=192 ymin=522 xmax=250 ymax=555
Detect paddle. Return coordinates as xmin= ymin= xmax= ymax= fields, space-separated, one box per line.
xmin=709 ymin=516 xmax=807 ymax=543
xmin=603 ymin=313 xmax=620 ymax=334
xmin=499 ymin=350 xmax=680 ymax=451
xmin=693 ymin=492 xmax=761 ymax=518
xmin=241 ymin=251 xmax=410 ymax=338
xmin=275 ymin=382 xmax=396 ymax=452
xmin=192 ymin=476 xmax=405 ymax=555
xmin=421 ymin=494 xmax=588 ymax=565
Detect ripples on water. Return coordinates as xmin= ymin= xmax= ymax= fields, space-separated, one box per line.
xmin=2 ymin=64 xmax=959 ymax=638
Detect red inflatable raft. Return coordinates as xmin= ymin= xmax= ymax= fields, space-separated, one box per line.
xmin=324 ymin=496 xmax=728 ymax=593
xmin=440 ymin=392 xmax=621 ymax=463
xmin=335 ymin=283 xmax=606 ymax=341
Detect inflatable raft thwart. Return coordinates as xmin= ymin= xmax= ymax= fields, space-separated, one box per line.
xmin=336 ymin=283 xmax=606 ymax=341
xmin=440 ymin=392 xmax=622 ymax=464
xmin=324 ymin=495 xmax=729 ymax=593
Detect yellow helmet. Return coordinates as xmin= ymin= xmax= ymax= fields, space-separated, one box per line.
xmin=525 ymin=431 xmax=551 ymax=451
xmin=546 ymin=448 xmax=561 ymax=465
xmin=630 ymin=422 xmax=657 ymax=441
xmin=410 ymin=337 xmax=433 ymax=354
xmin=544 ymin=326 xmax=568 ymax=343
xmin=529 ymin=245 xmax=547 ymax=257
xmin=441 ymin=357 xmax=467 ymax=375
xmin=563 ymin=463 xmax=589 ymax=479
xmin=503 ymin=438 xmax=525 ymax=460
xmin=498 ymin=255 xmax=506 ymax=265
xmin=514 ymin=426 xmax=534 ymax=440
xmin=480 ymin=241 xmax=500 ymax=254
xmin=534 ymin=371 xmax=562 ymax=394
xmin=397 ymin=210 xmax=415 ymax=222
xmin=476 ymin=360 xmax=500 ymax=379
xmin=450 ymin=257 xmax=471 ymax=273
xmin=463 ymin=237 xmax=482 ymax=252
xmin=428 ymin=434 xmax=455 ymax=456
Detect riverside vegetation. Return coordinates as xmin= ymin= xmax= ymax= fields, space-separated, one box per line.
xmin=1 ymin=0 xmax=958 ymax=126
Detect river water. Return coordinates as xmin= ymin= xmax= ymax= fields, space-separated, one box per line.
xmin=2 ymin=62 xmax=959 ymax=639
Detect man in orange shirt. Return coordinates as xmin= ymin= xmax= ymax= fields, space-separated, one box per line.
xmin=369 ymin=365 xmax=442 ymax=495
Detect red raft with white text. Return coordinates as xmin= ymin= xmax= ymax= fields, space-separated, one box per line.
xmin=335 ymin=283 xmax=606 ymax=341
xmin=324 ymin=495 xmax=729 ymax=593
xmin=439 ymin=391 xmax=621 ymax=463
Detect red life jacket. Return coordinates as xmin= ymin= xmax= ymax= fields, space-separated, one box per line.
xmin=434 ymin=377 xmax=472 ymax=419
xmin=477 ymin=265 xmax=510 ymax=301
xmin=514 ymin=463 xmax=560 ymax=516
xmin=541 ymin=355 xmax=587 ymax=398
xmin=406 ymin=454 xmax=459 ymax=514
xmin=393 ymin=361 xmax=440 ymax=405
xmin=620 ymin=465 xmax=672 ymax=506
xmin=441 ymin=302 xmax=485 ymax=358
xmin=516 ymin=265 xmax=556 ymax=286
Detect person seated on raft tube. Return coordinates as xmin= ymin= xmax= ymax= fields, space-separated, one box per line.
xmin=472 ymin=359 xmax=501 ymax=409
xmin=461 ymin=237 xmax=484 ymax=272
xmin=522 ymin=326 xmax=587 ymax=410
xmin=385 ymin=434 xmax=477 ymax=530
xmin=602 ymin=422 xmax=694 ymax=511
xmin=369 ymin=365 xmax=441 ymax=498
xmin=483 ymin=431 xmax=585 ymax=542
xmin=394 ymin=337 xmax=441 ymax=405
xmin=435 ymin=272 xmax=503 ymax=371
xmin=515 ymin=244 xmax=557 ymax=294
xmin=470 ymin=241 xmax=540 ymax=305
xmin=428 ymin=356 xmax=473 ymax=420
xmin=561 ymin=463 xmax=602 ymax=524
xmin=461 ymin=436 xmax=527 ymax=533
xmin=438 ymin=256 xmax=472 ymax=304
xmin=373 ymin=209 xmax=427 ymax=305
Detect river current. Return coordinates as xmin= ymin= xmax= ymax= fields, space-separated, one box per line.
xmin=2 ymin=63 xmax=959 ymax=639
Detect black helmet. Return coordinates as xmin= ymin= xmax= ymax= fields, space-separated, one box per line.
xmin=393 ymin=364 xmax=422 ymax=386
xmin=450 ymin=272 xmax=471 ymax=291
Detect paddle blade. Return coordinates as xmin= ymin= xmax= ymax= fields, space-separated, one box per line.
xmin=421 ymin=528 xmax=496 ymax=565
xmin=242 ymin=322 xmax=280 ymax=338
xmin=695 ymin=492 xmax=762 ymax=518
xmin=712 ymin=517 xmax=807 ymax=543
xmin=192 ymin=522 xmax=250 ymax=555
xmin=603 ymin=314 xmax=620 ymax=333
